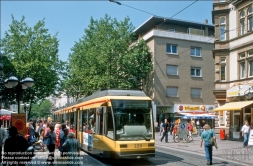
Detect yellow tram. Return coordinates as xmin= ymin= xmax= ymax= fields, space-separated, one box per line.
xmin=53 ymin=89 xmax=155 ymax=159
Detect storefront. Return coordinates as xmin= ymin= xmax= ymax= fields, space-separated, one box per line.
xmin=212 ymin=100 xmax=253 ymax=139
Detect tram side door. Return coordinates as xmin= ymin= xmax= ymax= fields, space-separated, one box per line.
xmin=96 ymin=107 xmax=107 ymax=152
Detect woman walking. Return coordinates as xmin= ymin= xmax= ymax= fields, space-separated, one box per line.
xmin=200 ymin=124 xmax=215 ymax=165
xmin=63 ymin=132 xmax=81 ymax=166
xmin=44 ymin=125 xmax=56 ymax=165
xmin=241 ymin=120 xmax=250 ymax=151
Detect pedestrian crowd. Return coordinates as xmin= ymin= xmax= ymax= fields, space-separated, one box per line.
xmin=0 ymin=117 xmax=83 ymax=166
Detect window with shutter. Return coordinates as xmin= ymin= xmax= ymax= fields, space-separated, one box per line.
xmin=166 ymin=87 xmax=178 ymax=97
xmin=191 ymin=88 xmax=201 ymax=98
xmin=166 ymin=65 xmax=178 ymax=75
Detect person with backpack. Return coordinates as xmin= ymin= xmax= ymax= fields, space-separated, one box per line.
xmin=4 ymin=126 xmax=29 ymax=166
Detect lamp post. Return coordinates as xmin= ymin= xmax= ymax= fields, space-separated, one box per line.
xmin=4 ymin=76 xmax=34 ymax=113
xmin=244 ymin=86 xmax=253 ymax=100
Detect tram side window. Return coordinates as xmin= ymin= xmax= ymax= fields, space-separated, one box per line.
xmin=88 ymin=109 xmax=96 ymax=133
xmin=82 ymin=110 xmax=88 ymax=132
xmin=79 ymin=111 xmax=82 ymax=132
xmin=70 ymin=112 xmax=74 ymax=125
xmin=106 ymin=107 xmax=114 ymax=139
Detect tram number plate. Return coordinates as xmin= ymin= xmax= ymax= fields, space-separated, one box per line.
xmin=134 ymin=144 xmax=142 ymax=148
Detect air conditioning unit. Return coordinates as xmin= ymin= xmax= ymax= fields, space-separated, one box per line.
xmin=188 ymin=28 xmax=204 ymax=36
xmin=215 ymin=69 xmax=220 ymax=73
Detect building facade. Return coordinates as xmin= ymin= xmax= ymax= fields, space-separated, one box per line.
xmin=212 ymin=0 xmax=253 ymax=139
xmin=134 ymin=16 xmax=216 ymax=127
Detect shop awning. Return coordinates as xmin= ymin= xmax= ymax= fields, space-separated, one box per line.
xmin=212 ymin=101 xmax=253 ymax=111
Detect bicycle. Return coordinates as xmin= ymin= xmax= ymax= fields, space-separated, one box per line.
xmin=173 ymin=134 xmax=193 ymax=143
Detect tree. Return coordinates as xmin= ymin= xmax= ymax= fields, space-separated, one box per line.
xmin=0 ymin=15 xmax=65 ymax=117
xmin=30 ymin=99 xmax=52 ymax=118
xmin=63 ymin=15 xmax=152 ymax=97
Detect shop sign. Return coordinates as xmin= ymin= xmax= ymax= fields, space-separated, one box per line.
xmin=227 ymin=85 xmax=251 ymax=97
xmin=174 ymin=104 xmax=214 ymax=112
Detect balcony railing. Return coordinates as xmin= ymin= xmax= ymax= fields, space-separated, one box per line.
xmin=142 ymin=29 xmax=215 ymax=43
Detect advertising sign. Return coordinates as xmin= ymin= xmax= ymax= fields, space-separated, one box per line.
xmin=227 ymin=85 xmax=251 ymax=97
xmin=174 ymin=104 xmax=215 ymax=112
xmin=248 ymin=129 xmax=253 ymax=146
xmin=11 ymin=113 xmax=26 ymax=135
xmin=178 ymin=119 xmax=188 ymax=138
xmin=83 ymin=132 xmax=93 ymax=148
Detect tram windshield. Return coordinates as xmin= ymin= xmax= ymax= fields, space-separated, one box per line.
xmin=111 ymin=100 xmax=153 ymax=141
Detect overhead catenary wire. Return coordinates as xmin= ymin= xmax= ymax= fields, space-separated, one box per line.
xmin=109 ymin=0 xmax=198 ymax=20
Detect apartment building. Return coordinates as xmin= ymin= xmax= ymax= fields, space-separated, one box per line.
xmin=212 ymin=0 xmax=253 ymax=139
xmin=134 ymin=16 xmax=215 ymax=126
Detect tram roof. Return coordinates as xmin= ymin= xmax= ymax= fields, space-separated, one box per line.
xmin=77 ymin=89 xmax=147 ymax=103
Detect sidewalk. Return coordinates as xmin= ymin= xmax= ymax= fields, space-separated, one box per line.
xmin=155 ymin=132 xmax=252 ymax=165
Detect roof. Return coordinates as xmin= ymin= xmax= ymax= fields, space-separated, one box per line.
xmin=55 ymin=89 xmax=149 ymax=112
xmin=134 ymin=16 xmax=214 ymax=36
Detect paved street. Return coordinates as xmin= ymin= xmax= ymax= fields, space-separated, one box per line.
xmin=28 ymin=132 xmax=252 ymax=165
xmin=155 ymin=132 xmax=252 ymax=166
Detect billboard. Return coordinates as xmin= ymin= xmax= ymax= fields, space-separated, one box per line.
xmin=11 ymin=113 xmax=26 ymax=135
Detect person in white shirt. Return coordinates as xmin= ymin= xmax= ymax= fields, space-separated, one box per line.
xmin=241 ymin=120 xmax=250 ymax=150
xmin=66 ymin=121 xmax=70 ymax=129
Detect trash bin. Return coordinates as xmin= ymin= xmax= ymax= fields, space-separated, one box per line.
xmin=220 ymin=129 xmax=225 ymax=140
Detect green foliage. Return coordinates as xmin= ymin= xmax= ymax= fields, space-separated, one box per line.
xmin=63 ymin=15 xmax=153 ymax=97
xmin=30 ymin=99 xmax=52 ymax=118
xmin=0 ymin=15 xmax=65 ymax=114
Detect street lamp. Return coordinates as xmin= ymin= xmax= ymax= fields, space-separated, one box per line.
xmin=4 ymin=76 xmax=34 ymax=113
xmin=244 ymin=86 xmax=253 ymax=100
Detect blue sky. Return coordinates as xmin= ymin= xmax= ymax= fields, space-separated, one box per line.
xmin=1 ymin=1 xmax=213 ymax=62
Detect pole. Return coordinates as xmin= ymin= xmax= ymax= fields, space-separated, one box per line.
xmin=16 ymin=83 xmax=22 ymax=114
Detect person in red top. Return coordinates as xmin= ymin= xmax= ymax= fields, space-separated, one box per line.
xmin=86 ymin=126 xmax=92 ymax=134
xmin=69 ymin=124 xmax=76 ymax=134
xmin=187 ymin=121 xmax=193 ymax=136
xmin=55 ymin=124 xmax=61 ymax=148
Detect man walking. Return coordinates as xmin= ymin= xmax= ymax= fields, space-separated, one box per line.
xmin=160 ymin=119 xmax=169 ymax=143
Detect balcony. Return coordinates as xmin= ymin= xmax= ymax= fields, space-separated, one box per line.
xmin=142 ymin=29 xmax=215 ymax=43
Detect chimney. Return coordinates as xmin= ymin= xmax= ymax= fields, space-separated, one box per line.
xmin=204 ymin=19 xmax=208 ymax=24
